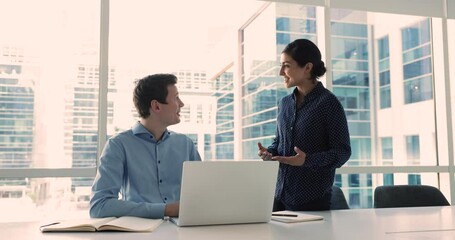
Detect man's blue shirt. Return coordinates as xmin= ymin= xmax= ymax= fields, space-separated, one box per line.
xmin=268 ymin=82 xmax=351 ymax=207
xmin=90 ymin=122 xmax=201 ymax=219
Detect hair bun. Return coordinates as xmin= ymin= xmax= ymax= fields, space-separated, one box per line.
xmin=313 ymin=61 xmax=326 ymax=78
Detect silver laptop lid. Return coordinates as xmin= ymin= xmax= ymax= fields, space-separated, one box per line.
xmin=175 ymin=160 xmax=279 ymax=227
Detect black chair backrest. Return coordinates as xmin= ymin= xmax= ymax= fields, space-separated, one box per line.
xmin=331 ymin=185 xmax=349 ymax=210
xmin=374 ymin=185 xmax=450 ymax=208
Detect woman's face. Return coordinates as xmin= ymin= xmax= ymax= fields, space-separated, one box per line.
xmin=279 ymin=52 xmax=312 ymax=88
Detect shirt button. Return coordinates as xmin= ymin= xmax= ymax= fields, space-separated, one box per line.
xmin=158 ymin=160 xmax=161 ymax=164
xmin=164 ymin=197 xmax=167 ymax=201
xmin=291 ymin=127 xmax=293 ymax=130
xmin=159 ymin=179 xmax=162 ymax=183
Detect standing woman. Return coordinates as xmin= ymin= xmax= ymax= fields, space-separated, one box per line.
xmin=258 ymin=39 xmax=351 ymax=211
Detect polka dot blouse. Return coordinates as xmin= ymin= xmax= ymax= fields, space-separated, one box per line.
xmin=267 ymin=82 xmax=351 ymax=206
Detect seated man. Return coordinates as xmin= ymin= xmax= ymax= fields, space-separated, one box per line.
xmin=90 ymin=74 xmax=201 ymax=219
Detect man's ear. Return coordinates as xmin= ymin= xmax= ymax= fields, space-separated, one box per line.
xmin=150 ymin=100 xmax=160 ymax=113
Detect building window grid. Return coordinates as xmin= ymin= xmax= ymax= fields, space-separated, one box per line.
xmin=378 ymin=36 xmax=391 ymax=109
xmin=402 ymin=19 xmax=433 ymax=104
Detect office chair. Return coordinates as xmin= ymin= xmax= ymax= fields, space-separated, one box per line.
xmin=331 ymin=185 xmax=350 ymax=210
xmin=374 ymin=185 xmax=450 ymax=208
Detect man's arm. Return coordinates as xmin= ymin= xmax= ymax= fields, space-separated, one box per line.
xmin=89 ymin=138 xmax=166 ymax=219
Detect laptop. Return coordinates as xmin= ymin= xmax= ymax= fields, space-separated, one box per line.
xmin=170 ymin=160 xmax=279 ymax=227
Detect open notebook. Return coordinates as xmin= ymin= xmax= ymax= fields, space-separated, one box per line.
xmin=171 ymin=160 xmax=279 ymax=227
xmin=40 ymin=216 xmax=163 ymax=232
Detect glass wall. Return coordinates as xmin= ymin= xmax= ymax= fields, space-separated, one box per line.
xmin=1 ymin=0 xmax=454 ymax=222
xmin=212 ymin=65 xmax=235 ymax=160
xmin=239 ymin=3 xmax=446 ymax=208
xmin=240 ymin=3 xmax=316 ymax=159
xmin=0 ymin=0 xmax=100 ymax=221
xmin=106 ymin=0 xmax=262 ymax=161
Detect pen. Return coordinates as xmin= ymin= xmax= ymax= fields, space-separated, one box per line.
xmin=272 ymin=213 xmax=298 ymax=217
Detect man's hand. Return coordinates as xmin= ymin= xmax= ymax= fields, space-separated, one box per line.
xmin=165 ymin=202 xmax=179 ymax=217
xmin=257 ymin=142 xmax=272 ymax=161
xmin=271 ymin=146 xmax=306 ymax=166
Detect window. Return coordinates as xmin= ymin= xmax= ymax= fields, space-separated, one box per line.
xmin=378 ymin=36 xmax=391 ymax=109
xmin=213 ymin=69 xmax=235 ymax=160
xmin=402 ymin=19 xmax=433 ymax=104
xmin=349 ymin=174 xmax=359 ymax=187
xmin=408 ymin=174 xmax=422 ymax=185
xmin=381 ymin=137 xmax=393 ymax=165
xmin=2 ymin=0 xmax=454 ymax=222
xmin=406 ymin=135 xmax=420 ymax=163
xmin=334 ymin=174 xmax=342 ymax=187
xmin=383 ymin=174 xmax=394 ymax=185
xmin=241 ymin=3 xmax=316 ymax=160
xmin=0 ymin=0 xmax=100 ymax=221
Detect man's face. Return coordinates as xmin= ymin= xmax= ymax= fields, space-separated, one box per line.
xmin=159 ymin=84 xmax=184 ymax=126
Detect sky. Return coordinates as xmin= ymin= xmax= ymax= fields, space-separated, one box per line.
xmin=0 ymin=0 xmax=264 ymax=70
xmin=108 ymin=0 xmax=265 ymax=70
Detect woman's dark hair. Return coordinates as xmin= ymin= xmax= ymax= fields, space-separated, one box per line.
xmin=282 ymin=39 xmax=326 ymax=80
xmin=133 ymin=73 xmax=177 ymax=118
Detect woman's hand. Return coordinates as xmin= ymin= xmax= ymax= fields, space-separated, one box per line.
xmin=257 ymin=142 xmax=272 ymax=161
xmin=271 ymin=146 xmax=306 ymax=166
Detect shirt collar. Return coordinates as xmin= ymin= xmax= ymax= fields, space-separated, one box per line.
xmin=132 ymin=121 xmax=170 ymax=142
xmin=292 ymin=81 xmax=324 ymax=102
